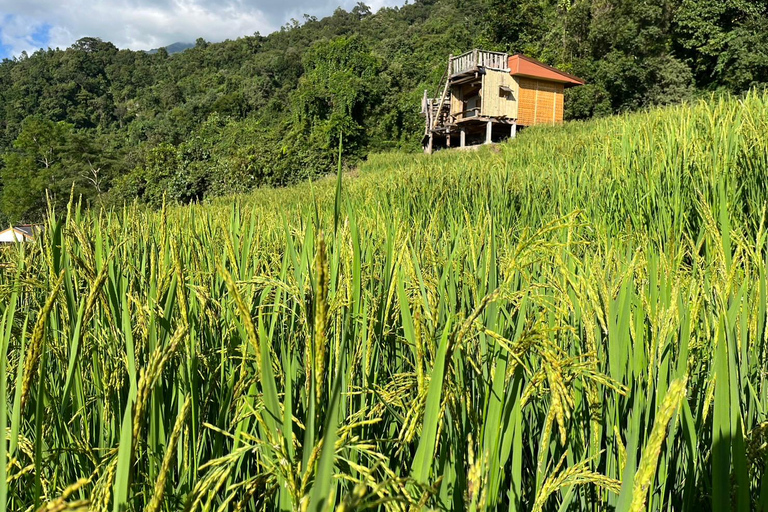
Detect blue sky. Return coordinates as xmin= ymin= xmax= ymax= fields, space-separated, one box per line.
xmin=0 ymin=0 xmax=403 ymax=59
xmin=0 ymin=14 xmax=52 ymax=59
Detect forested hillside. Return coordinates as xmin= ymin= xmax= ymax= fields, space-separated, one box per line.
xmin=0 ymin=0 xmax=766 ymax=223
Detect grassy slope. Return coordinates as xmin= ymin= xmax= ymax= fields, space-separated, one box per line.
xmin=240 ymin=90 xmax=767 ymax=243
xmin=1 ymin=92 xmax=768 ymax=511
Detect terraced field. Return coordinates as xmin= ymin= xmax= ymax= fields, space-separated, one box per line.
xmin=2 ymin=92 xmax=768 ymax=511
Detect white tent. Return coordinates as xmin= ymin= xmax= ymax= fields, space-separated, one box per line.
xmin=0 ymin=225 xmax=38 ymax=243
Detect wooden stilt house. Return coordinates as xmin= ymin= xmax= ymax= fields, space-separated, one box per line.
xmin=421 ymin=50 xmax=584 ymax=152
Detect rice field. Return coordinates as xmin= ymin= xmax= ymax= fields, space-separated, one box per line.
xmin=2 ymin=91 xmax=768 ymax=511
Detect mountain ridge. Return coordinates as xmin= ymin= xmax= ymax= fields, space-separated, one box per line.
xmin=146 ymin=41 xmax=194 ymax=55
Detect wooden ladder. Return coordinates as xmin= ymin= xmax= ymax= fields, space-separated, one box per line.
xmin=432 ymin=55 xmax=453 ymax=130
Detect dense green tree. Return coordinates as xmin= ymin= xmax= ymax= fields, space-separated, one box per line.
xmin=674 ymin=0 xmax=768 ymax=91
xmin=65 ymin=131 xmax=124 ymax=199
xmin=294 ymin=36 xmax=383 ymax=152
xmin=112 ymin=142 xmax=180 ymax=208
xmin=0 ymin=115 xmax=122 ymax=221
xmin=1 ymin=117 xmax=76 ymax=221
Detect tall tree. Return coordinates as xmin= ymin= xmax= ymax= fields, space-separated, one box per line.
xmin=0 ymin=116 xmax=115 ymax=221
xmin=674 ymin=0 xmax=768 ymax=91
xmin=1 ymin=117 xmax=73 ymax=222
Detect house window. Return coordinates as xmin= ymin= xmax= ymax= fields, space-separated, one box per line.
xmin=462 ymin=84 xmax=481 ymax=118
xmin=499 ymin=85 xmax=514 ymax=100
xmin=465 ymin=95 xmax=480 ymax=117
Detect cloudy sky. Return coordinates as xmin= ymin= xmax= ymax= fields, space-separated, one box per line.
xmin=0 ymin=0 xmax=404 ymax=59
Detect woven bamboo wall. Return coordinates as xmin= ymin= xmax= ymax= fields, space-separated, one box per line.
xmin=480 ymin=69 xmax=518 ymax=119
xmin=555 ymin=86 xmax=564 ymax=122
xmin=516 ymin=77 xmax=565 ymax=126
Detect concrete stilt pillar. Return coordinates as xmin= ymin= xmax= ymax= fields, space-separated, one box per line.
xmin=460 ymin=128 xmax=466 ymax=148
xmin=446 ymin=131 xmax=451 ymax=148
xmin=510 ymin=122 xmax=517 ymax=139
xmin=485 ymin=120 xmax=493 ymax=144
xmin=426 ymin=133 xmax=433 ymax=154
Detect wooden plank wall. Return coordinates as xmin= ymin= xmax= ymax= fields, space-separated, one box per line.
xmin=516 ymin=77 xmax=565 ymax=126
xmin=480 ymin=69 xmax=518 ymax=119
xmin=450 ymin=86 xmax=463 ymax=118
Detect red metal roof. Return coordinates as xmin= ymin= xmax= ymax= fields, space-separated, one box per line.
xmin=508 ymin=54 xmax=585 ymax=88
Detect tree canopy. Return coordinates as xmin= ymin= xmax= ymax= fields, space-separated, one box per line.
xmin=0 ymin=0 xmax=765 ymax=222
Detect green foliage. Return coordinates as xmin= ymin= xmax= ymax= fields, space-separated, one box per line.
xmin=0 ymin=0 xmax=766 ymax=220
xmin=113 ymin=142 xmax=180 ymax=208
xmin=295 ymin=36 xmax=383 ymax=151
xmin=0 ymin=117 xmax=103 ymax=222
xmin=1 ymin=92 xmax=768 ymax=511
xmin=674 ymin=0 xmax=768 ymax=91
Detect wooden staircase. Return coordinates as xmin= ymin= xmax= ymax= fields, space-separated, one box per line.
xmin=422 ymin=92 xmax=451 ymax=135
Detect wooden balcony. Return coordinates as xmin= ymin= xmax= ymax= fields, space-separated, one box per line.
xmin=449 ymin=50 xmax=509 ymax=76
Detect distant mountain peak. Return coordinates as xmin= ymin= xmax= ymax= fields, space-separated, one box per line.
xmin=146 ymin=42 xmax=194 ymax=55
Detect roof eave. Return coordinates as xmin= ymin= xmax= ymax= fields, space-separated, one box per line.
xmin=510 ymin=72 xmax=585 ymax=87
xmin=509 ymin=53 xmax=586 ymax=87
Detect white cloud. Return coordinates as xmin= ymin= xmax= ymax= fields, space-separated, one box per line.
xmin=0 ymin=0 xmax=405 ymax=57
xmin=0 ymin=14 xmax=49 ymax=57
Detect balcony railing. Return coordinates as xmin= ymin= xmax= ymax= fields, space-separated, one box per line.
xmin=450 ymin=50 xmax=509 ymax=76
